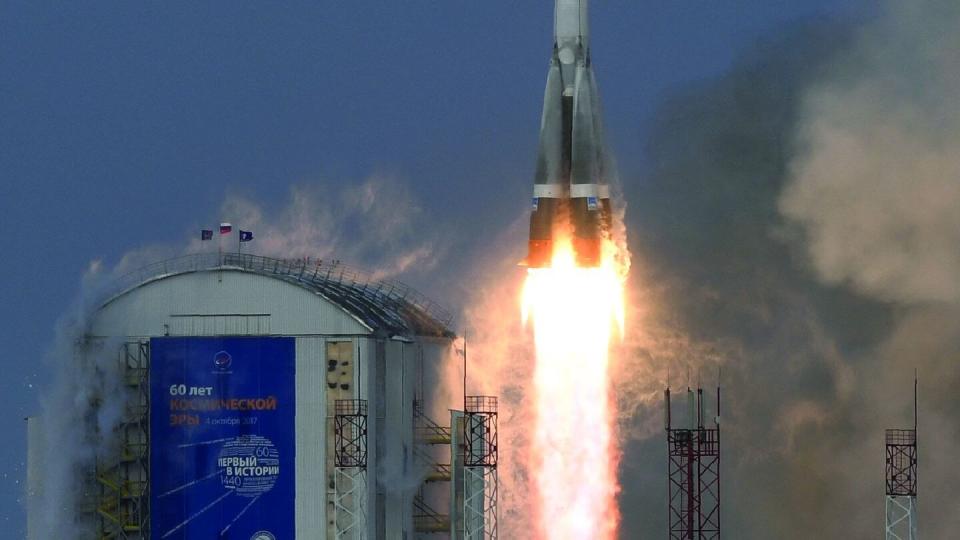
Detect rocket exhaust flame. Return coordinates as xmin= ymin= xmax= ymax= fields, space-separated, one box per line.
xmin=520 ymin=2 xmax=626 ymax=537
xmin=522 ymin=236 xmax=624 ymax=539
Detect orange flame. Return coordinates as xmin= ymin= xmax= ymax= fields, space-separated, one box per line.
xmin=522 ymin=235 xmax=625 ymax=539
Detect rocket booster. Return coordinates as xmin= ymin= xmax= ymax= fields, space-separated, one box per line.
xmin=526 ymin=0 xmax=612 ymax=268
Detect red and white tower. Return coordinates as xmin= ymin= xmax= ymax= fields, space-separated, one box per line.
xmin=665 ymin=385 xmax=721 ymax=540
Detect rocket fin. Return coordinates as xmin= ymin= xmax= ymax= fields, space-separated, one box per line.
xmin=588 ymin=68 xmax=613 ymax=236
xmin=570 ymin=64 xmax=599 ymax=188
xmin=587 ymin=68 xmax=608 ymax=187
xmin=534 ymin=62 xmax=565 ymax=188
xmin=569 ymin=64 xmax=602 ymax=265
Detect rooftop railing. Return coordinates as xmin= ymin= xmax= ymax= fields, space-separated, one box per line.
xmin=103 ymin=252 xmax=454 ymax=329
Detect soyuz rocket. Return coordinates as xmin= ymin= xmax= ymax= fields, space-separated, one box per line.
xmin=526 ymin=0 xmax=611 ymax=268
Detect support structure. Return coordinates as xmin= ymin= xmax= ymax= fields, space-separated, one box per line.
xmin=463 ymin=396 xmax=498 ymax=540
xmin=334 ymin=399 xmax=369 ymax=540
xmin=885 ymin=379 xmax=918 ymax=540
xmin=96 ymin=341 xmax=150 ymax=539
xmin=413 ymin=400 xmax=453 ymax=534
xmin=666 ymin=385 xmax=720 ymax=540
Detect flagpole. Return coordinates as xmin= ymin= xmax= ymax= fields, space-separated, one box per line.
xmin=217 ymin=221 xmax=224 ymax=283
xmin=218 ymin=225 xmax=223 ymax=283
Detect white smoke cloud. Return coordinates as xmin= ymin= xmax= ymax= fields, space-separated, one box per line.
xmin=780 ymin=0 xmax=960 ymax=304
xmin=206 ymin=176 xmax=445 ymax=282
xmin=776 ymin=2 xmax=960 ymax=536
xmin=33 ymin=302 xmax=130 ymax=538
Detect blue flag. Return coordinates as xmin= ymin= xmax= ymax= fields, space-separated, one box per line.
xmin=201 ymin=229 xmax=213 ymax=241
xmin=239 ymin=230 xmax=254 ymax=242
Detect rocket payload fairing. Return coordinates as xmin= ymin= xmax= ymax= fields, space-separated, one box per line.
xmin=526 ymin=0 xmax=611 ymax=268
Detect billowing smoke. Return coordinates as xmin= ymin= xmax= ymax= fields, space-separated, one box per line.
xmin=93 ymin=175 xmax=444 ymax=285
xmin=781 ymin=1 xmax=960 ymax=304
xmin=778 ymin=0 xmax=960 ymax=536
xmin=615 ymin=1 xmax=960 ymax=537
xmin=31 ymin=262 xmax=133 ymax=538
xmin=213 ymin=177 xmax=445 ymax=282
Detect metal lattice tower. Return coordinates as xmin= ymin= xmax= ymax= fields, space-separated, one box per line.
xmin=885 ymin=378 xmax=918 ymax=540
xmin=666 ymin=386 xmax=720 ymax=540
xmin=463 ymin=396 xmax=498 ymax=540
xmin=94 ymin=341 xmax=150 ymax=540
xmin=334 ymin=399 xmax=369 ymax=540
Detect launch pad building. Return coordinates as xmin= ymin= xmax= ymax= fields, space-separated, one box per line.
xmin=26 ymin=252 xmax=496 ymax=539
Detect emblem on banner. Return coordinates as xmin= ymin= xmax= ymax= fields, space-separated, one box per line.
xmin=214 ymin=350 xmax=233 ymax=372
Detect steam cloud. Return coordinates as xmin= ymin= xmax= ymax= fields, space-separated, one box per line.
xmin=214 ymin=177 xmax=444 ymax=282
xmin=32 ymin=264 xmax=132 ymax=538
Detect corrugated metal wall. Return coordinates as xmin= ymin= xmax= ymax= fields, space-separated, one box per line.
xmin=296 ymin=336 xmax=328 ymax=538
xmin=92 ymin=270 xmax=370 ymax=338
xmin=383 ymin=340 xmax=415 ymax=537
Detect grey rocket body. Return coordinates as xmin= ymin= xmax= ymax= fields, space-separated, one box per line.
xmin=526 ymin=0 xmax=611 ymax=268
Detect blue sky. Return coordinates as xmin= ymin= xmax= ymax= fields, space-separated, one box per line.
xmin=0 ymin=1 xmax=868 ymax=534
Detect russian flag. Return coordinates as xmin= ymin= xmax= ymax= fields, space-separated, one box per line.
xmin=219 ymin=223 xmax=232 ymax=235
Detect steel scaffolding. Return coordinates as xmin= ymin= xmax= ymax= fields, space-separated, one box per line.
xmin=334 ymin=399 xmax=369 ymax=540
xmin=885 ymin=379 xmax=918 ymax=540
xmin=96 ymin=341 xmax=150 ymax=539
xmin=413 ymin=400 xmax=453 ymax=534
xmin=463 ymin=396 xmax=498 ymax=540
xmin=666 ymin=386 xmax=720 ymax=540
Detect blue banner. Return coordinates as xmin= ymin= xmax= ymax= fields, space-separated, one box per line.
xmin=150 ymin=337 xmax=296 ymax=540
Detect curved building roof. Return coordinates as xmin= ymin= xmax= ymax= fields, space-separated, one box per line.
xmin=100 ymin=253 xmax=455 ymax=338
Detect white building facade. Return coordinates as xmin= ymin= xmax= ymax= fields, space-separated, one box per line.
xmin=27 ymin=253 xmax=483 ymax=540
